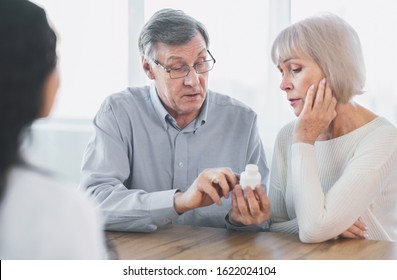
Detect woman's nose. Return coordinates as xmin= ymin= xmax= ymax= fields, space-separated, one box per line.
xmin=280 ymin=76 xmax=292 ymax=91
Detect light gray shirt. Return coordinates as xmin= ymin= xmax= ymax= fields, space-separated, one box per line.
xmin=80 ymin=84 xmax=268 ymax=232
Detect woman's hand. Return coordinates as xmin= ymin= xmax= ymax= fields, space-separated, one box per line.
xmin=339 ymin=218 xmax=368 ymax=239
xmin=293 ymin=78 xmax=337 ymax=145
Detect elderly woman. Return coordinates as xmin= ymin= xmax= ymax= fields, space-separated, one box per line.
xmin=267 ymin=13 xmax=397 ymax=242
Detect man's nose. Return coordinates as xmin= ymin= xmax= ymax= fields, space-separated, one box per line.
xmin=183 ymin=68 xmax=200 ymax=87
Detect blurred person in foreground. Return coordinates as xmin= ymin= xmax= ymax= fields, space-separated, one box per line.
xmin=79 ymin=8 xmax=271 ymax=232
xmin=0 ymin=0 xmax=107 ymax=259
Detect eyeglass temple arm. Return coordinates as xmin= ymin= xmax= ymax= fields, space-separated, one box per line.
xmin=207 ymin=50 xmax=216 ymax=63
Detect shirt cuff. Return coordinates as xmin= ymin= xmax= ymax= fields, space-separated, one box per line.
xmin=224 ymin=213 xmax=271 ymax=231
xmin=149 ymin=189 xmax=181 ymax=225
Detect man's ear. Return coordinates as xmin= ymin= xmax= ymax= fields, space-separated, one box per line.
xmin=142 ymin=57 xmax=155 ymax=80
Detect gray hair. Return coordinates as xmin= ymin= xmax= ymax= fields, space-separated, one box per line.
xmin=271 ymin=13 xmax=366 ymax=103
xmin=138 ymin=8 xmax=210 ymax=61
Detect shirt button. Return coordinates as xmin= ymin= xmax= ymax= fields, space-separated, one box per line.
xmin=178 ymin=162 xmax=183 ymax=168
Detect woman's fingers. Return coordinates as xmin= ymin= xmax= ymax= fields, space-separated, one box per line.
xmin=302 ymin=84 xmax=315 ymax=114
xmin=313 ymin=78 xmax=326 ymax=106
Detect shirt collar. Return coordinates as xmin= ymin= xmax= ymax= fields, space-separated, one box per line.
xmin=194 ymin=91 xmax=208 ymax=130
xmin=149 ymin=82 xmax=208 ymax=131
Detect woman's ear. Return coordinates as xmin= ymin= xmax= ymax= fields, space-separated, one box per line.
xmin=39 ymin=69 xmax=59 ymax=118
xmin=142 ymin=57 xmax=155 ymax=80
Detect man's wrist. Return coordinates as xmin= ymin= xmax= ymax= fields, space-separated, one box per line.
xmin=261 ymin=218 xmax=272 ymax=231
xmin=173 ymin=190 xmax=187 ymax=214
xmin=225 ymin=213 xmax=242 ymax=226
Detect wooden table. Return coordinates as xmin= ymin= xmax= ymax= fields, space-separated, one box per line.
xmin=106 ymin=224 xmax=397 ymax=260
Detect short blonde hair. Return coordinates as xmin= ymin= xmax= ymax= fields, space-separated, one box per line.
xmin=271 ymin=13 xmax=365 ymax=103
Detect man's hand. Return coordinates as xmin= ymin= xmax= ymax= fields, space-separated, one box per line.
xmin=173 ymin=167 xmax=238 ymax=214
xmin=228 ymin=184 xmax=270 ymax=226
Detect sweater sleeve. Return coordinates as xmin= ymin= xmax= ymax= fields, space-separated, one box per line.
xmin=269 ymin=123 xmax=299 ymax=234
xmin=292 ymin=127 xmax=397 ymax=243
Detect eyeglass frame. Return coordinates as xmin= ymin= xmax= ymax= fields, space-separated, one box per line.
xmin=152 ymin=50 xmax=216 ymax=79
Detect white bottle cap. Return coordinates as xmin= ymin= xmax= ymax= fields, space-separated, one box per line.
xmin=240 ymin=164 xmax=261 ymax=190
xmin=245 ymin=164 xmax=258 ymax=174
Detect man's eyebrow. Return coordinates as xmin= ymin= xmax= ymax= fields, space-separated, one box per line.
xmin=165 ymin=49 xmax=207 ymax=63
xmin=165 ymin=56 xmax=184 ymax=63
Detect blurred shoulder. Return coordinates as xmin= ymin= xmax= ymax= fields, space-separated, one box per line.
xmin=5 ymin=166 xmax=98 ymax=217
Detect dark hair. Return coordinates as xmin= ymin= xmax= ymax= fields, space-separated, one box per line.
xmin=0 ymin=0 xmax=57 ymax=199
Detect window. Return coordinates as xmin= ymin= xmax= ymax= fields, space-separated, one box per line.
xmin=32 ymin=0 xmax=129 ymax=120
xmin=29 ymin=0 xmax=130 ymax=183
xmin=26 ymin=0 xmax=397 ymax=183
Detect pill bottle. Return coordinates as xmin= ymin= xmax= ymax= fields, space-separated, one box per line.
xmin=240 ymin=164 xmax=261 ymax=190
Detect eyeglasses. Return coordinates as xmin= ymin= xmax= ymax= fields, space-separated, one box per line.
xmin=153 ymin=50 xmax=216 ymax=79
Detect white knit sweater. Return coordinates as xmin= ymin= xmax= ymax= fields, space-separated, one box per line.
xmin=269 ymin=117 xmax=397 ymax=242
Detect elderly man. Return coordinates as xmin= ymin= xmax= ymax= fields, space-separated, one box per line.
xmin=80 ymin=8 xmax=270 ymax=232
